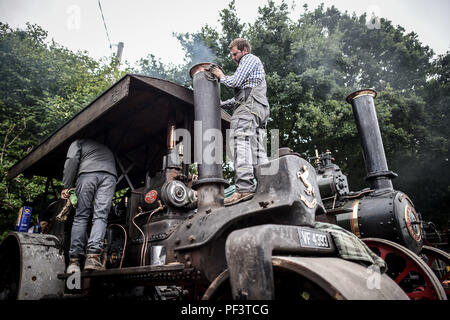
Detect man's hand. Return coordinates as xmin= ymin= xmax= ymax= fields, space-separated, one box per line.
xmin=61 ymin=188 xmax=70 ymax=199
xmin=40 ymin=221 xmax=49 ymax=234
xmin=211 ymin=66 xmax=224 ymax=80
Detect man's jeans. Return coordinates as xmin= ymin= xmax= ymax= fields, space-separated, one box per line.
xmin=230 ymin=98 xmax=270 ymax=193
xmin=69 ymin=172 xmax=116 ymax=258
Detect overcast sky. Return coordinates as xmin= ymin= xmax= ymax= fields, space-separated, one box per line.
xmin=1 ymin=0 xmax=449 ymax=66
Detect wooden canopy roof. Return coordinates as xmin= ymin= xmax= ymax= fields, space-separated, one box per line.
xmin=7 ymin=74 xmax=231 ymax=189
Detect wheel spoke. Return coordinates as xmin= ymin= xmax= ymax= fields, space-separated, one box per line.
xmin=378 ymin=247 xmax=389 ymax=261
xmin=408 ymin=286 xmax=436 ymax=300
xmin=395 ymin=263 xmax=414 ymax=283
xmin=426 ymin=255 xmax=436 ymax=268
xmin=421 ymin=245 xmax=450 ymax=298
xmin=362 ymin=238 xmax=447 ymax=300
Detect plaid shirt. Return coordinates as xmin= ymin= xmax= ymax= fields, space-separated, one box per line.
xmin=220 ymin=53 xmax=265 ymax=89
xmin=314 ymin=222 xmax=387 ymax=273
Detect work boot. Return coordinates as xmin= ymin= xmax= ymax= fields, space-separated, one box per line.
xmin=224 ymin=192 xmax=255 ymax=206
xmin=84 ymin=253 xmax=105 ymax=271
xmin=66 ymin=258 xmax=80 ymax=274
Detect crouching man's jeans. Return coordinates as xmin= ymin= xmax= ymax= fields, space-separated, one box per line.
xmin=69 ymin=172 xmax=116 ymax=258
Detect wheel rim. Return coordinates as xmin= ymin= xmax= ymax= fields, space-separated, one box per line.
xmin=202 ymin=256 xmax=409 ymax=300
xmin=201 ymin=267 xmax=334 ymax=300
xmin=363 ymin=238 xmax=447 ymax=300
xmin=420 ymin=245 xmax=450 ymax=298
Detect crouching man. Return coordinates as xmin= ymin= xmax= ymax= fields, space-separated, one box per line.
xmin=61 ymin=139 xmax=117 ymax=273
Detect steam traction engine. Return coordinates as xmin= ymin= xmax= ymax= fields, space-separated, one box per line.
xmin=314 ymin=90 xmax=449 ymax=299
xmin=0 ymin=67 xmax=447 ymax=300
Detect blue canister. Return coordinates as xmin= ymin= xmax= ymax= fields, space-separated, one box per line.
xmin=15 ymin=206 xmax=33 ymax=232
xmin=33 ymin=221 xmax=41 ymax=233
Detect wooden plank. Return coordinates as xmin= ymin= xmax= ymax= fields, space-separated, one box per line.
xmin=133 ymin=75 xmax=231 ymax=124
xmin=132 ymin=75 xmax=193 ymax=105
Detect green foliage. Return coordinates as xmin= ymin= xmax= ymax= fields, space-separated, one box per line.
xmin=0 ymin=22 xmax=128 ymax=240
xmin=133 ymin=53 xmax=191 ymax=86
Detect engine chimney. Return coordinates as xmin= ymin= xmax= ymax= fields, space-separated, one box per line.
xmin=189 ymin=63 xmax=229 ymax=212
xmin=346 ymin=89 xmax=397 ymax=191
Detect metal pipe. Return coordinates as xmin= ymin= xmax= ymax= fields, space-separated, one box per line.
xmin=189 ymin=63 xmax=229 ymax=212
xmin=167 ymin=118 xmax=176 ymax=150
xmin=346 ymin=89 xmax=397 ymax=191
xmin=166 ymin=117 xmax=180 ymax=169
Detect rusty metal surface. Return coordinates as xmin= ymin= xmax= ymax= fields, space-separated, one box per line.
xmin=57 ymin=263 xmax=206 ymax=288
xmin=58 ymin=262 xmax=185 ymax=280
xmin=190 ymin=64 xmax=228 ymax=211
xmin=189 ymin=62 xmax=225 ymax=79
xmin=225 ymin=224 xmax=336 ymax=299
xmin=202 ymin=257 xmax=408 ymax=300
xmin=0 ymin=232 xmax=65 ymax=300
xmin=272 ymin=256 xmax=409 ymax=300
xmin=189 ymin=63 xmax=212 ymax=78
xmin=345 ymin=89 xmax=377 ymax=104
xmin=171 ymin=155 xmax=324 ymax=253
xmin=202 ymin=269 xmax=229 ymax=300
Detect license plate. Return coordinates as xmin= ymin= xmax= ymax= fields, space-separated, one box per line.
xmin=298 ymin=228 xmax=330 ymax=249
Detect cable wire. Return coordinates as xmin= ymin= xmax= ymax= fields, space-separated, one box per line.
xmin=107 ymin=224 xmax=127 ymax=269
xmin=97 ymin=0 xmax=112 ymax=52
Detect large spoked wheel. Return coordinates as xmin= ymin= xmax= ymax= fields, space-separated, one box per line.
xmin=420 ymin=245 xmax=450 ymax=298
xmin=363 ymin=238 xmax=447 ymax=300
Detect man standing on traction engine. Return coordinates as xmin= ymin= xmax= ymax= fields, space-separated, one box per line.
xmin=211 ymin=38 xmax=270 ymax=206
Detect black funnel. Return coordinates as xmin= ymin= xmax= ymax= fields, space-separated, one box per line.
xmin=189 ymin=63 xmax=229 ymax=212
xmin=346 ymin=89 xmax=397 ymax=191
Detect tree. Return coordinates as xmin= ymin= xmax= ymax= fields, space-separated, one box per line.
xmin=0 ymin=22 xmax=127 ymax=240
xmin=151 ymin=1 xmax=448 ymax=227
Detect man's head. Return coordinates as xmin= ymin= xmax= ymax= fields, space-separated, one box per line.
xmin=229 ymin=38 xmax=251 ymax=64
